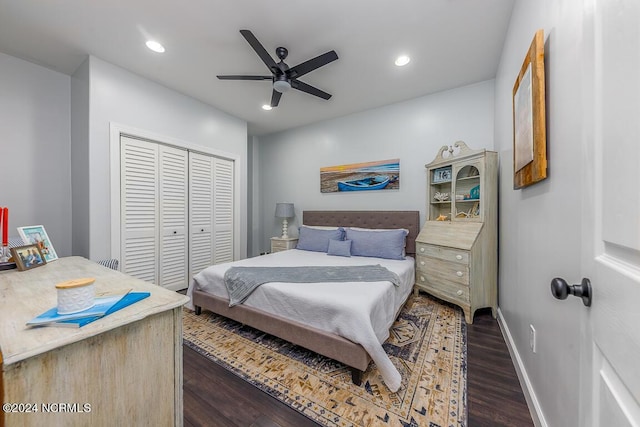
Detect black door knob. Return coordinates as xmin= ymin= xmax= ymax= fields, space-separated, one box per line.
xmin=550 ymin=277 xmax=592 ymax=307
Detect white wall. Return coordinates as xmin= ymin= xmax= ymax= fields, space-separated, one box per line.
xmin=70 ymin=58 xmax=90 ymax=257
xmin=73 ymin=56 xmax=248 ymax=261
xmin=0 ymin=52 xmax=72 ymax=256
xmin=495 ymin=1 xmax=587 ymax=425
xmin=253 ymin=80 xmax=495 ymax=254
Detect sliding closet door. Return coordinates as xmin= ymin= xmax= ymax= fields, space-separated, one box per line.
xmin=158 ymin=145 xmax=188 ymax=290
xmin=120 ymin=137 xmax=159 ymax=284
xmin=189 ymin=153 xmax=235 ymax=278
xmin=213 ymin=157 xmax=234 ymax=264
xmin=119 ymin=135 xmax=235 ymax=288
xmin=189 ymin=152 xmax=214 ymax=278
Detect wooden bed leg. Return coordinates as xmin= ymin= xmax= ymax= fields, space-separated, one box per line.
xmin=350 ymin=368 xmax=363 ymax=386
xmin=194 ymin=306 xmax=202 ymax=315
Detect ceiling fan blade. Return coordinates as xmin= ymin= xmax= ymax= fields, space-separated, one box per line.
xmin=291 ymin=80 xmax=332 ymax=100
xmin=217 ymin=75 xmax=272 ymax=80
xmin=239 ymin=29 xmax=278 ymax=73
xmin=288 ymin=50 xmax=338 ymax=79
xmin=270 ymin=89 xmax=282 ymax=107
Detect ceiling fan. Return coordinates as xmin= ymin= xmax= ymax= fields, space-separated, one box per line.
xmin=217 ymin=30 xmax=338 ymax=107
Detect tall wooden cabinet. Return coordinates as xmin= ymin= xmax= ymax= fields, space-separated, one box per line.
xmin=120 ymin=136 xmax=234 ymax=291
xmin=415 ymin=141 xmax=498 ymax=323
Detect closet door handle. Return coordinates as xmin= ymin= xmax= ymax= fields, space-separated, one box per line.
xmin=456 ymin=271 xmax=463 ymax=277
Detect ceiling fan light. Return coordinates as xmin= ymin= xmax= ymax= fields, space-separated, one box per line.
xmin=273 ymin=80 xmax=291 ymax=93
xmin=146 ymin=40 xmax=165 ymax=53
xmin=395 ymin=55 xmax=410 ymax=66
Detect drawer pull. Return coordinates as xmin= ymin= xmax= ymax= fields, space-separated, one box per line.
xmin=420 ymin=247 xmax=425 ymax=253
xmin=456 ymin=254 xmax=463 ymax=260
xmin=420 ymin=261 xmax=425 ymax=266
xmin=456 ymin=290 xmax=463 ymax=296
xmin=456 ymin=271 xmax=463 ymax=277
xmin=420 ymin=276 xmax=425 ymax=282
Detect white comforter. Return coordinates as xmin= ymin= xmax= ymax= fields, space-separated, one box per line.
xmin=186 ymin=249 xmax=415 ymax=392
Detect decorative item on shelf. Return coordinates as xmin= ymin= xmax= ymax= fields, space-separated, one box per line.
xmin=455 ymin=194 xmax=465 ymax=201
xmin=470 ymin=185 xmax=480 ymax=199
xmin=455 ymin=203 xmax=481 ymax=219
xmin=436 ymin=214 xmax=449 ymax=221
xmin=433 ymin=192 xmax=449 ymax=202
xmin=275 ymin=202 xmax=295 ymax=238
xmin=432 ymin=167 xmax=452 ymax=183
xmin=10 ymin=244 xmax=47 ymax=271
xmin=471 ymin=202 xmax=480 ymax=217
xmin=465 ymin=167 xmax=480 ymax=178
xmin=17 ymin=224 xmax=58 ymax=262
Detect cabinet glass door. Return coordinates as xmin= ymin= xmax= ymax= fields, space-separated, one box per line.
xmin=453 ymin=164 xmax=481 ymax=221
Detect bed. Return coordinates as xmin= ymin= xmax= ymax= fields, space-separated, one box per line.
xmin=187 ymin=210 xmax=420 ymax=392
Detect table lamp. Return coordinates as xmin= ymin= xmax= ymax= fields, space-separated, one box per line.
xmin=275 ymin=203 xmax=294 ymax=238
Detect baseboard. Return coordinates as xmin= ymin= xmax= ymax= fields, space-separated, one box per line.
xmin=496 ymin=308 xmax=548 ymax=427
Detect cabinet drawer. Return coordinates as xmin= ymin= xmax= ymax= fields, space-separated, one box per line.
xmin=415 ymin=275 xmax=470 ymax=305
xmin=415 ymin=243 xmax=469 ymax=264
xmin=416 ymin=256 xmax=469 ymax=285
xmin=271 ymin=241 xmax=288 ymax=250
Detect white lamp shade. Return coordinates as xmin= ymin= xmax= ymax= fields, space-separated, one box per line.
xmin=275 ymin=203 xmax=294 ymax=218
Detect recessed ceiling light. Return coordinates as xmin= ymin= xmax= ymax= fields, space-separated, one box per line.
xmin=262 ymin=104 xmax=272 ymax=111
xmin=395 ymin=55 xmax=411 ymax=67
xmin=146 ymin=40 xmax=165 ymax=53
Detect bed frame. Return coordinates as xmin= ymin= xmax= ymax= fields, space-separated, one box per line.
xmin=192 ymin=210 xmax=420 ymax=385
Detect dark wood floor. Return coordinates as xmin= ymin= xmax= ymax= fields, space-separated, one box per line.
xmin=183 ymin=308 xmax=534 ymax=427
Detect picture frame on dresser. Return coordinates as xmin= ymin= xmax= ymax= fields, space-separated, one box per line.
xmin=10 ymin=244 xmax=46 ymax=271
xmin=16 ymin=225 xmax=58 ymax=262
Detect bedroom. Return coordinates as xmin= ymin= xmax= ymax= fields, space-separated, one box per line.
xmin=1 ymin=1 xmax=639 ymax=427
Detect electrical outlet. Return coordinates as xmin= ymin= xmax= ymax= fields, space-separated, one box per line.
xmin=529 ymin=324 xmax=537 ymax=353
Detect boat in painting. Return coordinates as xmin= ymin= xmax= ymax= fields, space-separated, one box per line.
xmin=337 ymin=175 xmax=394 ymax=191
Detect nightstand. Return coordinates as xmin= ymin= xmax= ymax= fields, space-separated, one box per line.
xmin=270 ymin=237 xmax=298 ymax=253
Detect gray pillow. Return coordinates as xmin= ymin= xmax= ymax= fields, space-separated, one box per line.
xmin=344 ymin=228 xmax=408 ymax=260
xmin=296 ymin=226 xmax=344 ymax=252
xmin=327 ymin=239 xmax=352 ymax=257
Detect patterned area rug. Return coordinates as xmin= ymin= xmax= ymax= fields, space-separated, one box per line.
xmin=183 ymin=293 xmax=467 ymax=427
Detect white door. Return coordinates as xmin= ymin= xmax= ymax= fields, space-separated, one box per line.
xmin=213 ymin=157 xmax=234 ymax=264
xmin=120 ymin=136 xmax=159 ymax=284
xmin=158 ymin=145 xmax=188 ymax=290
xmin=578 ymin=0 xmax=640 ymax=425
xmin=189 ymin=152 xmax=215 ymax=277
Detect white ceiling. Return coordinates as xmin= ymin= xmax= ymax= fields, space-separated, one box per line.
xmin=0 ymin=0 xmax=514 ymax=136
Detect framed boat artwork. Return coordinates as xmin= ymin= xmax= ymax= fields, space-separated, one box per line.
xmin=320 ymin=159 xmax=400 ymax=193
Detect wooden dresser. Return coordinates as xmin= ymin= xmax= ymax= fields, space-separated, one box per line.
xmin=0 ymin=256 xmax=189 ymax=427
xmin=415 ymin=141 xmax=497 ymax=323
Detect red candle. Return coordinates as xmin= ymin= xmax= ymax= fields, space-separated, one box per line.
xmin=2 ymin=207 xmax=7 ymax=247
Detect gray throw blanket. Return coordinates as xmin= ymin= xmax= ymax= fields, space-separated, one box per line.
xmin=224 ymin=265 xmax=400 ymax=307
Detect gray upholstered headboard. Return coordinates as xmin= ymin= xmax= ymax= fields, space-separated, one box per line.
xmin=302 ymin=210 xmax=420 ymax=257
